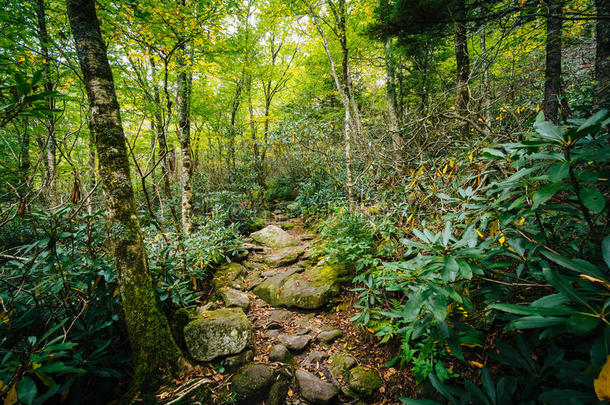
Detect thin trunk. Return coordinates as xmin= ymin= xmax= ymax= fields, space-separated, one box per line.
xmin=66 ymin=0 xmax=186 ymax=398
xmin=35 ymin=0 xmax=56 ymax=204
xmin=18 ymin=117 xmax=30 ymax=214
xmin=480 ymin=26 xmax=491 ymax=134
xmin=454 ymin=0 xmax=470 ymax=134
xmin=543 ymin=0 xmax=562 ymax=123
xmin=595 ymin=0 xmax=610 ymax=110
xmin=176 ymin=41 xmax=193 ymax=235
xmin=385 ymin=37 xmax=401 ymax=166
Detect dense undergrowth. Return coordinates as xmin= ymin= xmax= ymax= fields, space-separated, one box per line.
xmin=293 ymin=111 xmax=610 ymax=404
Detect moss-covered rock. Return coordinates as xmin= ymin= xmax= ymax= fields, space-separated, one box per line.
xmin=212 ymin=262 xmax=246 ymax=291
xmin=268 ymin=379 xmax=290 ymax=405
xmin=225 ymin=349 xmax=254 ymax=370
xmin=329 ymin=353 xmax=357 ymax=382
xmin=218 ymin=287 xmax=250 ymax=308
xmin=250 ymin=225 xmax=299 ymax=248
xmin=184 ymin=308 xmax=252 ymax=362
xmin=264 ymin=246 xmax=304 ymax=267
xmin=347 ymin=366 xmax=383 ymax=397
xmin=231 ymin=363 xmax=275 ymax=403
xmin=253 ymin=268 xmax=302 ymax=306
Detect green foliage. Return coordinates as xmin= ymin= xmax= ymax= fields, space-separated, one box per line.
xmin=350 ymin=111 xmax=610 ymax=403
xmin=0 ymin=207 xmax=128 ymax=404
xmin=264 ymin=175 xmax=297 ymax=202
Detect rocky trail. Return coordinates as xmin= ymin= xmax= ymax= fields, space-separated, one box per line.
xmin=160 ymin=212 xmax=413 ymax=404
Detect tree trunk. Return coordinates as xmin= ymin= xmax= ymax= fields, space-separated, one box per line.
xmin=544 ymin=0 xmax=562 ymax=123
xmin=595 ymin=0 xmax=610 ymax=110
xmin=176 ymin=42 xmax=193 ymax=235
xmin=35 ymin=0 xmax=56 ymax=205
xmin=480 ymin=26 xmax=491 ymax=135
xmin=18 ymin=117 xmax=30 ymax=214
xmin=385 ymin=37 xmax=402 ymax=166
xmin=454 ymin=0 xmax=470 ymax=134
xmin=66 ymin=0 xmax=186 ymax=398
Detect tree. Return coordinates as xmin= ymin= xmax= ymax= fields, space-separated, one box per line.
xmin=65 ymin=0 xmax=187 ymax=398
xmin=453 ymin=0 xmax=470 ymax=133
xmin=543 ymin=0 xmax=563 ymax=123
xmin=595 ymin=0 xmax=609 ymax=110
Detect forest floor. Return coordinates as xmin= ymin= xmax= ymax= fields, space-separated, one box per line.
xmin=158 ymin=213 xmax=416 ymax=404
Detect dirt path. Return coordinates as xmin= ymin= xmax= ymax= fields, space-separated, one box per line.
xmin=160 ymin=213 xmax=413 ymax=404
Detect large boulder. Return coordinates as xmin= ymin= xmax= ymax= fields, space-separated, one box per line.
xmin=254 ymin=263 xmax=343 ymax=309
xmin=231 ymin=363 xmax=275 ymax=403
xmin=295 ymin=369 xmax=339 ymax=405
xmin=329 ymin=353 xmax=357 ymax=383
xmin=218 ymin=287 xmax=250 ymax=309
xmin=347 ymin=366 xmax=383 ymax=397
xmin=213 ymin=262 xmax=247 ymax=290
xmin=264 ymin=246 xmax=305 ymax=268
xmin=184 ymin=308 xmax=252 ymax=362
xmin=250 ymin=225 xmax=299 ymax=248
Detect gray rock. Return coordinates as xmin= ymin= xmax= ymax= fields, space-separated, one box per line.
xmin=253 ymin=264 xmax=343 ymax=309
xmin=278 ymin=333 xmax=312 ymax=351
xmin=295 ymin=369 xmax=339 ymax=405
xmin=268 ymin=379 xmax=290 ymax=405
xmin=231 ymin=363 xmax=275 ymax=403
xmin=184 ymin=308 xmax=252 ymax=362
xmin=225 ymin=349 xmax=254 ymax=370
xmin=219 ymin=287 xmax=250 ymax=309
xmin=269 ymin=308 xmax=293 ymax=323
xmin=266 ymin=329 xmax=282 ymax=338
xmin=196 ymin=301 xmax=219 ymax=315
xmin=302 ymin=350 xmax=328 ymax=367
xmin=269 ymin=344 xmax=290 ymax=362
xmin=329 ymin=353 xmax=357 ymax=382
xmin=240 ymin=242 xmax=265 ymax=252
xmin=347 ymin=366 xmax=383 ymax=397
xmin=213 ymin=262 xmax=247 ymax=290
xmin=317 ymin=329 xmax=343 ymax=344
xmin=264 ymin=246 xmax=305 ymax=268
xmin=250 ymin=225 xmax=300 ymax=248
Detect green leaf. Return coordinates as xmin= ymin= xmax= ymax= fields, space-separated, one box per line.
xmin=532 ymin=182 xmax=565 ymax=209
xmin=400 ymin=399 xmax=444 ymax=405
xmin=17 ymin=377 xmax=38 ymax=405
xmin=457 ymin=260 xmax=472 ymax=280
xmin=506 ymin=316 xmax=566 ymax=330
xmin=534 ymin=119 xmax=563 ymax=143
xmin=579 ymin=187 xmax=606 ymax=214
xmin=490 ymin=303 xmax=574 ymax=316
xmin=481 ymin=148 xmax=505 ymax=158
xmin=538 ymin=389 xmax=594 ymax=403
xmin=443 ymin=256 xmax=459 ymax=282
xmin=547 ymin=161 xmax=569 ymax=182
xmin=602 ymin=236 xmax=610 ymax=270
xmin=541 ymin=251 xmax=608 ymax=281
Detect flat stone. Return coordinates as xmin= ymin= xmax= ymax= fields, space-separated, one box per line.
xmin=231 ymin=363 xmax=275 ymax=403
xmin=277 ymin=333 xmax=312 ymax=351
xmin=266 ymin=329 xmax=282 ymax=338
xmin=250 ymin=225 xmax=300 ymax=248
xmin=302 ymin=350 xmax=328 ymax=367
xmin=240 ymin=242 xmax=265 ymax=252
xmin=269 ymin=344 xmax=290 ymax=362
xmin=317 ymin=329 xmax=343 ymax=343
xmin=219 ymin=287 xmax=250 ymax=308
xmin=213 ymin=262 xmax=247 ymax=290
xmin=184 ymin=308 xmax=252 ymax=362
xmin=196 ymin=301 xmax=219 ymax=315
xmin=269 ymin=309 xmax=293 ymax=323
xmin=295 ymin=369 xmax=339 ymax=404
xmin=264 ymin=246 xmax=305 ymax=268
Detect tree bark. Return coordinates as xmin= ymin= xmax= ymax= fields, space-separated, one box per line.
xmin=384 ymin=37 xmax=402 ymax=166
xmin=176 ymin=41 xmax=193 ymax=235
xmin=454 ymin=0 xmax=470 ymax=134
xmin=66 ymin=0 xmax=186 ymax=398
xmin=543 ymin=0 xmax=563 ymax=123
xmin=595 ymin=0 xmax=610 ymax=110
xmin=480 ymin=26 xmax=491 ymax=135
xmin=35 ymin=0 xmax=56 ymax=205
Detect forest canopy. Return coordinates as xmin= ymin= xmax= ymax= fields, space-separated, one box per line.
xmin=0 ymin=0 xmax=609 ymax=403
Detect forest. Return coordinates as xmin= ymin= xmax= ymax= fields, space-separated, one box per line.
xmin=0 ymin=0 xmax=609 ymax=403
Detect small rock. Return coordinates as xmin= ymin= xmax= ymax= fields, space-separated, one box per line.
xmin=264 ymin=246 xmax=305 ymax=268
xmin=213 ymin=262 xmax=247 ymax=290
xmin=329 ymin=353 xmax=357 ymax=382
xmin=266 ymin=329 xmax=282 ymax=338
xmin=347 ymin=366 xmax=383 ymax=397
xmin=231 ymin=363 xmax=275 ymax=402
xmin=225 ymin=349 xmax=254 ymax=370
xmin=295 ymin=369 xmax=339 ymax=405
xmin=317 ymin=329 xmax=343 ymax=344
xmin=250 ymin=225 xmax=300 ymax=249
xmin=294 ymin=327 xmax=311 ymax=335
xmin=240 ymin=242 xmax=265 ymax=252
xmin=302 ymin=350 xmax=328 ymax=367
xmin=184 ymin=308 xmax=252 ymax=362
xmin=219 ymin=287 xmax=250 ymax=309
xmin=196 ymin=301 xmax=219 ymax=315
xmin=268 ymin=379 xmax=290 ymax=405
xmin=269 ymin=309 xmax=293 ymax=323
xmin=266 ymin=321 xmax=283 ymax=330
xmin=301 ymin=232 xmax=316 ymax=241
xmin=278 ymin=333 xmax=312 ymax=351
xmin=269 ymin=344 xmax=290 ymax=362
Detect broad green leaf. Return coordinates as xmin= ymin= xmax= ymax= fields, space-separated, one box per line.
xmin=546 ymin=161 xmax=569 ymax=182
xmin=506 ymin=316 xmax=566 ymax=330
xmin=541 ymin=251 xmax=608 ymax=281
xmin=400 ymin=399 xmax=444 ymax=405
xmin=17 ymin=377 xmax=37 ymax=405
xmin=481 ymin=148 xmax=505 ymax=158
xmin=490 ymin=303 xmax=574 ymax=316
xmin=579 ymin=186 xmax=606 ymax=214
xmin=532 ymin=182 xmax=565 ymax=209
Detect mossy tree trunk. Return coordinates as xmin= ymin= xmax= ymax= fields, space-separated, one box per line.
xmin=66 ymin=0 xmax=186 ymax=398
